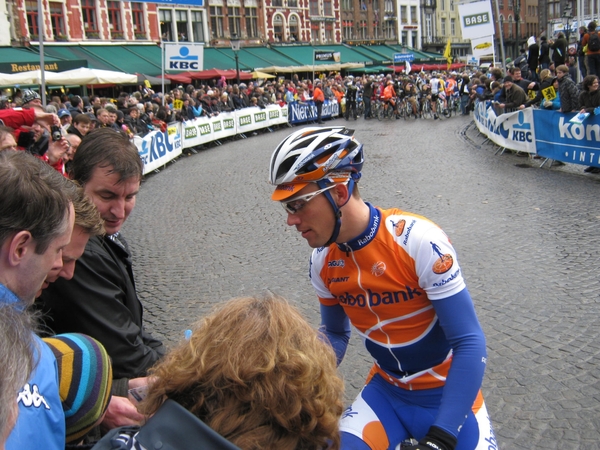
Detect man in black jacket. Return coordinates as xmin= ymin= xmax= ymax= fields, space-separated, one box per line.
xmin=39 ymin=128 xmax=165 ymax=430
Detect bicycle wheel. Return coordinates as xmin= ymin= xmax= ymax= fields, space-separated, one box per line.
xmin=378 ymin=106 xmax=385 ymax=121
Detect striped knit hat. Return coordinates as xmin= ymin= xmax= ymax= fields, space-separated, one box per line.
xmin=43 ymin=333 xmax=113 ymax=443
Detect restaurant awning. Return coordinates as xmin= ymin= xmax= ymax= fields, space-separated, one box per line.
xmin=40 ymin=44 xmax=162 ymax=74
xmin=0 ymin=46 xmax=87 ymax=74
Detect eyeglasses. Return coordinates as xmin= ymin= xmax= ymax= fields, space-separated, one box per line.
xmin=280 ymin=183 xmax=341 ymax=214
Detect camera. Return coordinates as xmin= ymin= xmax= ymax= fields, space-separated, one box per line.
xmin=51 ymin=125 xmax=62 ymax=142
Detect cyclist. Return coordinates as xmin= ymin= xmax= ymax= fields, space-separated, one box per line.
xmin=403 ymin=79 xmax=421 ymax=117
xmin=269 ymin=127 xmax=498 ymax=450
xmin=430 ymin=73 xmax=446 ymax=119
xmin=381 ymin=80 xmax=397 ymax=117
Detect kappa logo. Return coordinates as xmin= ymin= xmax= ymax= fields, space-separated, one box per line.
xmin=17 ymin=383 xmax=50 ymax=410
xmin=371 ymin=261 xmax=386 ymax=277
xmin=392 ymin=219 xmax=406 ymax=237
xmin=430 ymin=241 xmax=453 ymax=274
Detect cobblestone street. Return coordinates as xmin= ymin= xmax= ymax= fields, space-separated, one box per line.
xmin=123 ymin=114 xmax=600 ymax=449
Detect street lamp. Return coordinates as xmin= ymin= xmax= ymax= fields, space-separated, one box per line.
xmin=563 ymin=3 xmax=573 ymax=43
xmin=230 ymin=34 xmax=241 ymax=86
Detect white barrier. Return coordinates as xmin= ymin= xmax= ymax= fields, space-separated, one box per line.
xmin=135 ymin=104 xmax=289 ymax=175
xmin=135 ymin=123 xmax=183 ymax=175
xmin=473 ymin=100 xmax=536 ymax=154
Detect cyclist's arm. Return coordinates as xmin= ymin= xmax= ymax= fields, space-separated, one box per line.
xmin=320 ymin=303 xmax=352 ymax=365
xmin=430 ymin=287 xmax=487 ymax=438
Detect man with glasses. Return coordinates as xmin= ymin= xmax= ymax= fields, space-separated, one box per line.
xmin=269 ymin=127 xmax=496 ymax=450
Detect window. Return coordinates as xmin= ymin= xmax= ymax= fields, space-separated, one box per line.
xmin=401 ymin=5 xmax=407 ymax=23
xmin=325 ymin=22 xmax=333 ymax=42
xmin=81 ymin=0 xmax=98 ymax=35
xmin=401 ymin=30 xmax=408 ymax=43
xmin=498 ymin=0 xmax=504 ymax=8
xmin=383 ymin=19 xmax=395 ymax=39
xmin=273 ymin=14 xmax=284 ymax=41
xmin=107 ymin=1 xmax=122 ymax=38
xmin=411 ymin=30 xmax=417 ymax=46
xmin=132 ymin=2 xmax=146 ymax=38
xmin=411 ymin=6 xmax=417 ymax=23
xmin=191 ymin=11 xmax=204 ymax=42
xmin=160 ymin=9 xmax=174 ymax=41
xmin=228 ymin=7 xmax=241 ymax=39
xmin=441 ymin=18 xmax=446 ymax=35
xmin=425 ymin=14 xmax=432 ymax=40
xmin=324 ymin=0 xmax=332 ymax=15
xmin=288 ymin=0 xmax=298 ymax=7
xmin=289 ymin=15 xmax=299 ymax=41
xmin=358 ymin=20 xmax=367 ymax=39
xmin=25 ymin=1 xmax=39 ymax=38
xmin=508 ymin=0 xmax=513 ymax=9
xmin=245 ymin=7 xmax=258 ymax=38
xmin=311 ymin=26 xmax=320 ymax=43
xmin=451 ymin=17 xmax=455 ymax=35
xmin=385 ymin=0 xmax=393 ymax=12
xmin=440 ymin=0 xmax=444 ymax=10
xmin=210 ymin=6 xmax=224 ymax=38
xmin=309 ymin=0 xmax=319 ymax=15
xmin=273 ymin=0 xmax=283 ymax=6
xmin=341 ymin=0 xmax=352 ymax=10
xmin=175 ymin=10 xmax=189 ymax=41
xmin=450 ymin=0 xmax=454 ymax=11
xmin=49 ymin=2 xmax=65 ymax=38
xmin=343 ymin=18 xmax=353 ymax=40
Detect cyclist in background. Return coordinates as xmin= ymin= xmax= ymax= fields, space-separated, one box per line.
xmin=381 ymin=81 xmax=397 ymax=117
xmin=269 ymin=127 xmax=498 ymax=450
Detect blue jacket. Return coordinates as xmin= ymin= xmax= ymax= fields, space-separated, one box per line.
xmin=1 ymin=284 xmax=65 ymax=450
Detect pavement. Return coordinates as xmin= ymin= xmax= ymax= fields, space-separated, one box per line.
xmin=122 ymin=113 xmax=600 ymax=449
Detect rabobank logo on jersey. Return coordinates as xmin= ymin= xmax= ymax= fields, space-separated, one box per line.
xmin=164 ymin=43 xmax=204 ymax=71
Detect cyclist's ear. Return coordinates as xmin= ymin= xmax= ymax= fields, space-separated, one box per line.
xmin=331 ymin=183 xmax=350 ymax=207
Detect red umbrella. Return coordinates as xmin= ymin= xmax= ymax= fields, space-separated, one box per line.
xmin=158 ymin=73 xmax=193 ymax=84
xmin=185 ymin=69 xmax=253 ymax=80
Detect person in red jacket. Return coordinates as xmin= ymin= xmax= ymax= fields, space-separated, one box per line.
xmin=313 ymin=80 xmax=326 ymax=124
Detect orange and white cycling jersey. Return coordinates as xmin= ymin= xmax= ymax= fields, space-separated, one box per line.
xmin=310 ymin=205 xmax=466 ymax=388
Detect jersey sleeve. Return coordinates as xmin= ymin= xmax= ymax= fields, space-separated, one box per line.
xmin=430 ymin=288 xmax=487 ymax=436
xmin=310 ymin=247 xmax=337 ymax=305
xmin=387 ymin=215 xmax=466 ymax=300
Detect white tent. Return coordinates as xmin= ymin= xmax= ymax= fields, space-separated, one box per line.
xmin=52 ymin=67 xmax=137 ymax=85
xmin=0 ymin=68 xmax=137 ymax=87
xmin=0 ymin=70 xmax=64 ymax=86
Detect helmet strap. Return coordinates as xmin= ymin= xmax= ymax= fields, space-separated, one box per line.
xmin=318 ymin=179 xmax=352 ymax=246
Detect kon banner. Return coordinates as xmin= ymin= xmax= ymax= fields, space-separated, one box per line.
xmin=532 ymin=110 xmax=600 ymax=168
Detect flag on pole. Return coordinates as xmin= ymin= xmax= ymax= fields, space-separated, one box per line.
xmin=444 ymin=39 xmax=452 ymax=70
xmin=405 ymin=60 xmax=411 ymax=74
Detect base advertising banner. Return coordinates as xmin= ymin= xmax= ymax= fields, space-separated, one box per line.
xmin=135 ymin=123 xmax=183 ymax=175
xmin=288 ymin=99 xmax=340 ymax=124
xmin=533 ymin=110 xmax=600 ymax=168
xmin=473 ymin=101 xmax=536 ymax=153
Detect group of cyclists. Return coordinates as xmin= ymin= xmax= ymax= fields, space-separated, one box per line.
xmin=342 ymin=71 xmax=469 ymax=121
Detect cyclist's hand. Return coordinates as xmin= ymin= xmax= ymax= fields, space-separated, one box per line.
xmin=404 ymin=426 xmax=457 ymax=450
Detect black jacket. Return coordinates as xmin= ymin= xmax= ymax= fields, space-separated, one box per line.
xmin=539 ymin=41 xmax=551 ymax=65
xmin=528 ymin=43 xmax=540 ymax=71
xmin=579 ymin=88 xmax=600 ymax=113
xmin=38 ymin=234 xmax=165 ymax=380
xmin=551 ymin=37 xmax=568 ymax=65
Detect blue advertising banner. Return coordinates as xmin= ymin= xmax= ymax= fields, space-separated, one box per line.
xmin=288 ymin=99 xmax=340 ymax=124
xmin=532 ymin=109 xmax=600 ymax=168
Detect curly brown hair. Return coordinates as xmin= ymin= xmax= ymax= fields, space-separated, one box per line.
xmin=142 ymin=295 xmax=345 ymax=450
